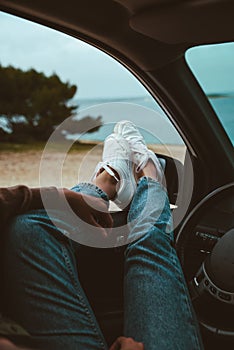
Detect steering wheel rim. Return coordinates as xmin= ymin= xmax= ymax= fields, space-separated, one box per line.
xmin=175 ymin=182 xmax=234 ymax=341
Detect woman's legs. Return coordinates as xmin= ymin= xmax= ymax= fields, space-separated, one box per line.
xmin=124 ymin=174 xmax=204 ymax=350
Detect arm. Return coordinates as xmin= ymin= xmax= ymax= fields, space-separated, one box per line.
xmin=0 ymin=185 xmax=113 ymax=236
xmin=0 ymin=185 xmax=59 ymax=228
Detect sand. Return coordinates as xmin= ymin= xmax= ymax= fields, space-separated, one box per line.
xmin=0 ymin=143 xmax=186 ymax=188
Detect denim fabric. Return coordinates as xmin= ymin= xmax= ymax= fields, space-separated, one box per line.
xmin=124 ymin=177 xmax=204 ymax=350
xmin=2 ymin=207 xmax=108 ymax=350
xmin=2 ymin=179 xmax=203 ymax=350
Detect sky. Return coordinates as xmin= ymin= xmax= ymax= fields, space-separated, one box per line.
xmin=0 ymin=11 xmax=147 ymax=99
xmin=186 ymin=44 xmax=234 ymax=96
xmin=0 ymin=11 xmax=234 ymax=99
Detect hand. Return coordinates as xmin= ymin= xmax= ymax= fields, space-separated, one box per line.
xmin=62 ymin=189 xmax=113 ymax=238
xmin=110 ymin=336 xmax=144 ymax=350
xmin=0 ymin=339 xmax=29 ymax=350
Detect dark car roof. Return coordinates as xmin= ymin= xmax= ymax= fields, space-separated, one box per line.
xmin=1 ymin=0 xmax=234 ymax=71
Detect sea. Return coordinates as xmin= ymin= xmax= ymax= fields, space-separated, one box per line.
xmin=0 ymin=95 xmax=233 ymax=146
xmin=69 ymin=95 xmax=234 ymax=146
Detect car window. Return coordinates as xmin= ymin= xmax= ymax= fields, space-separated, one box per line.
xmin=186 ymin=42 xmax=234 ymax=146
xmin=0 ymin=11 xmax=187 ymax=191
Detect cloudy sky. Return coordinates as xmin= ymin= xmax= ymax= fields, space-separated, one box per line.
xmin=0 ymin=10 xmax=234 ymax=99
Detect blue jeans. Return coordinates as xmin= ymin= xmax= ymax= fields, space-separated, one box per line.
xmin=2 ymin=177 xmax=203 ymax=350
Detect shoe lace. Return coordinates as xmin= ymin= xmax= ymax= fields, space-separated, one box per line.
xmin=130 ymin=139 xmax=149 ymax=172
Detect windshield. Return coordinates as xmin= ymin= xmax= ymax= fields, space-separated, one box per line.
xmin=186 ymin=43 xmax=234 ymax=146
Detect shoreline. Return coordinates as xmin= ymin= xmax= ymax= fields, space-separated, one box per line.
xmin=0 ymin=143 xmax=186 ymax=188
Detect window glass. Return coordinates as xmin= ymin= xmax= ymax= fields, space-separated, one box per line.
xmin=186 ymin=43 xmax=234 ymax=146
xmin=0 ymin=11 xmax=186 ymax=190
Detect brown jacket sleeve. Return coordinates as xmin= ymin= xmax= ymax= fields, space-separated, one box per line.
xmin=0 ymin=185 xmax=60 ymax=228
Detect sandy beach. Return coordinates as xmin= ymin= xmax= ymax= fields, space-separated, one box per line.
xmin=0 ymin=143 xmax=186 ymax=188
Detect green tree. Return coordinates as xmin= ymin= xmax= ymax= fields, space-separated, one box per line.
xmin=0 ymin=65 xmax=78 ymax=141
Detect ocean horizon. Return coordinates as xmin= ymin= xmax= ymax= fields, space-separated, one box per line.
xmin=70 ymin=94 xmax=234 ymax=145
xmin=0 ymin=94 xmax=233 ymax=146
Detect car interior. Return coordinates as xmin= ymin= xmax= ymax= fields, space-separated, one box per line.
xmin=0 ymin=0 xmax=233 ymax=349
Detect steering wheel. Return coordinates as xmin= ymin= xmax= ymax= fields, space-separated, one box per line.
xmin=176 ymin=182 xmax=234 ymax=343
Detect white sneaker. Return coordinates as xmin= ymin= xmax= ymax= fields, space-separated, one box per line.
xmin=114 ymin=120 xmax=163 ymax=182
xmin=91 ymin=133 xmax=136 ymax=209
